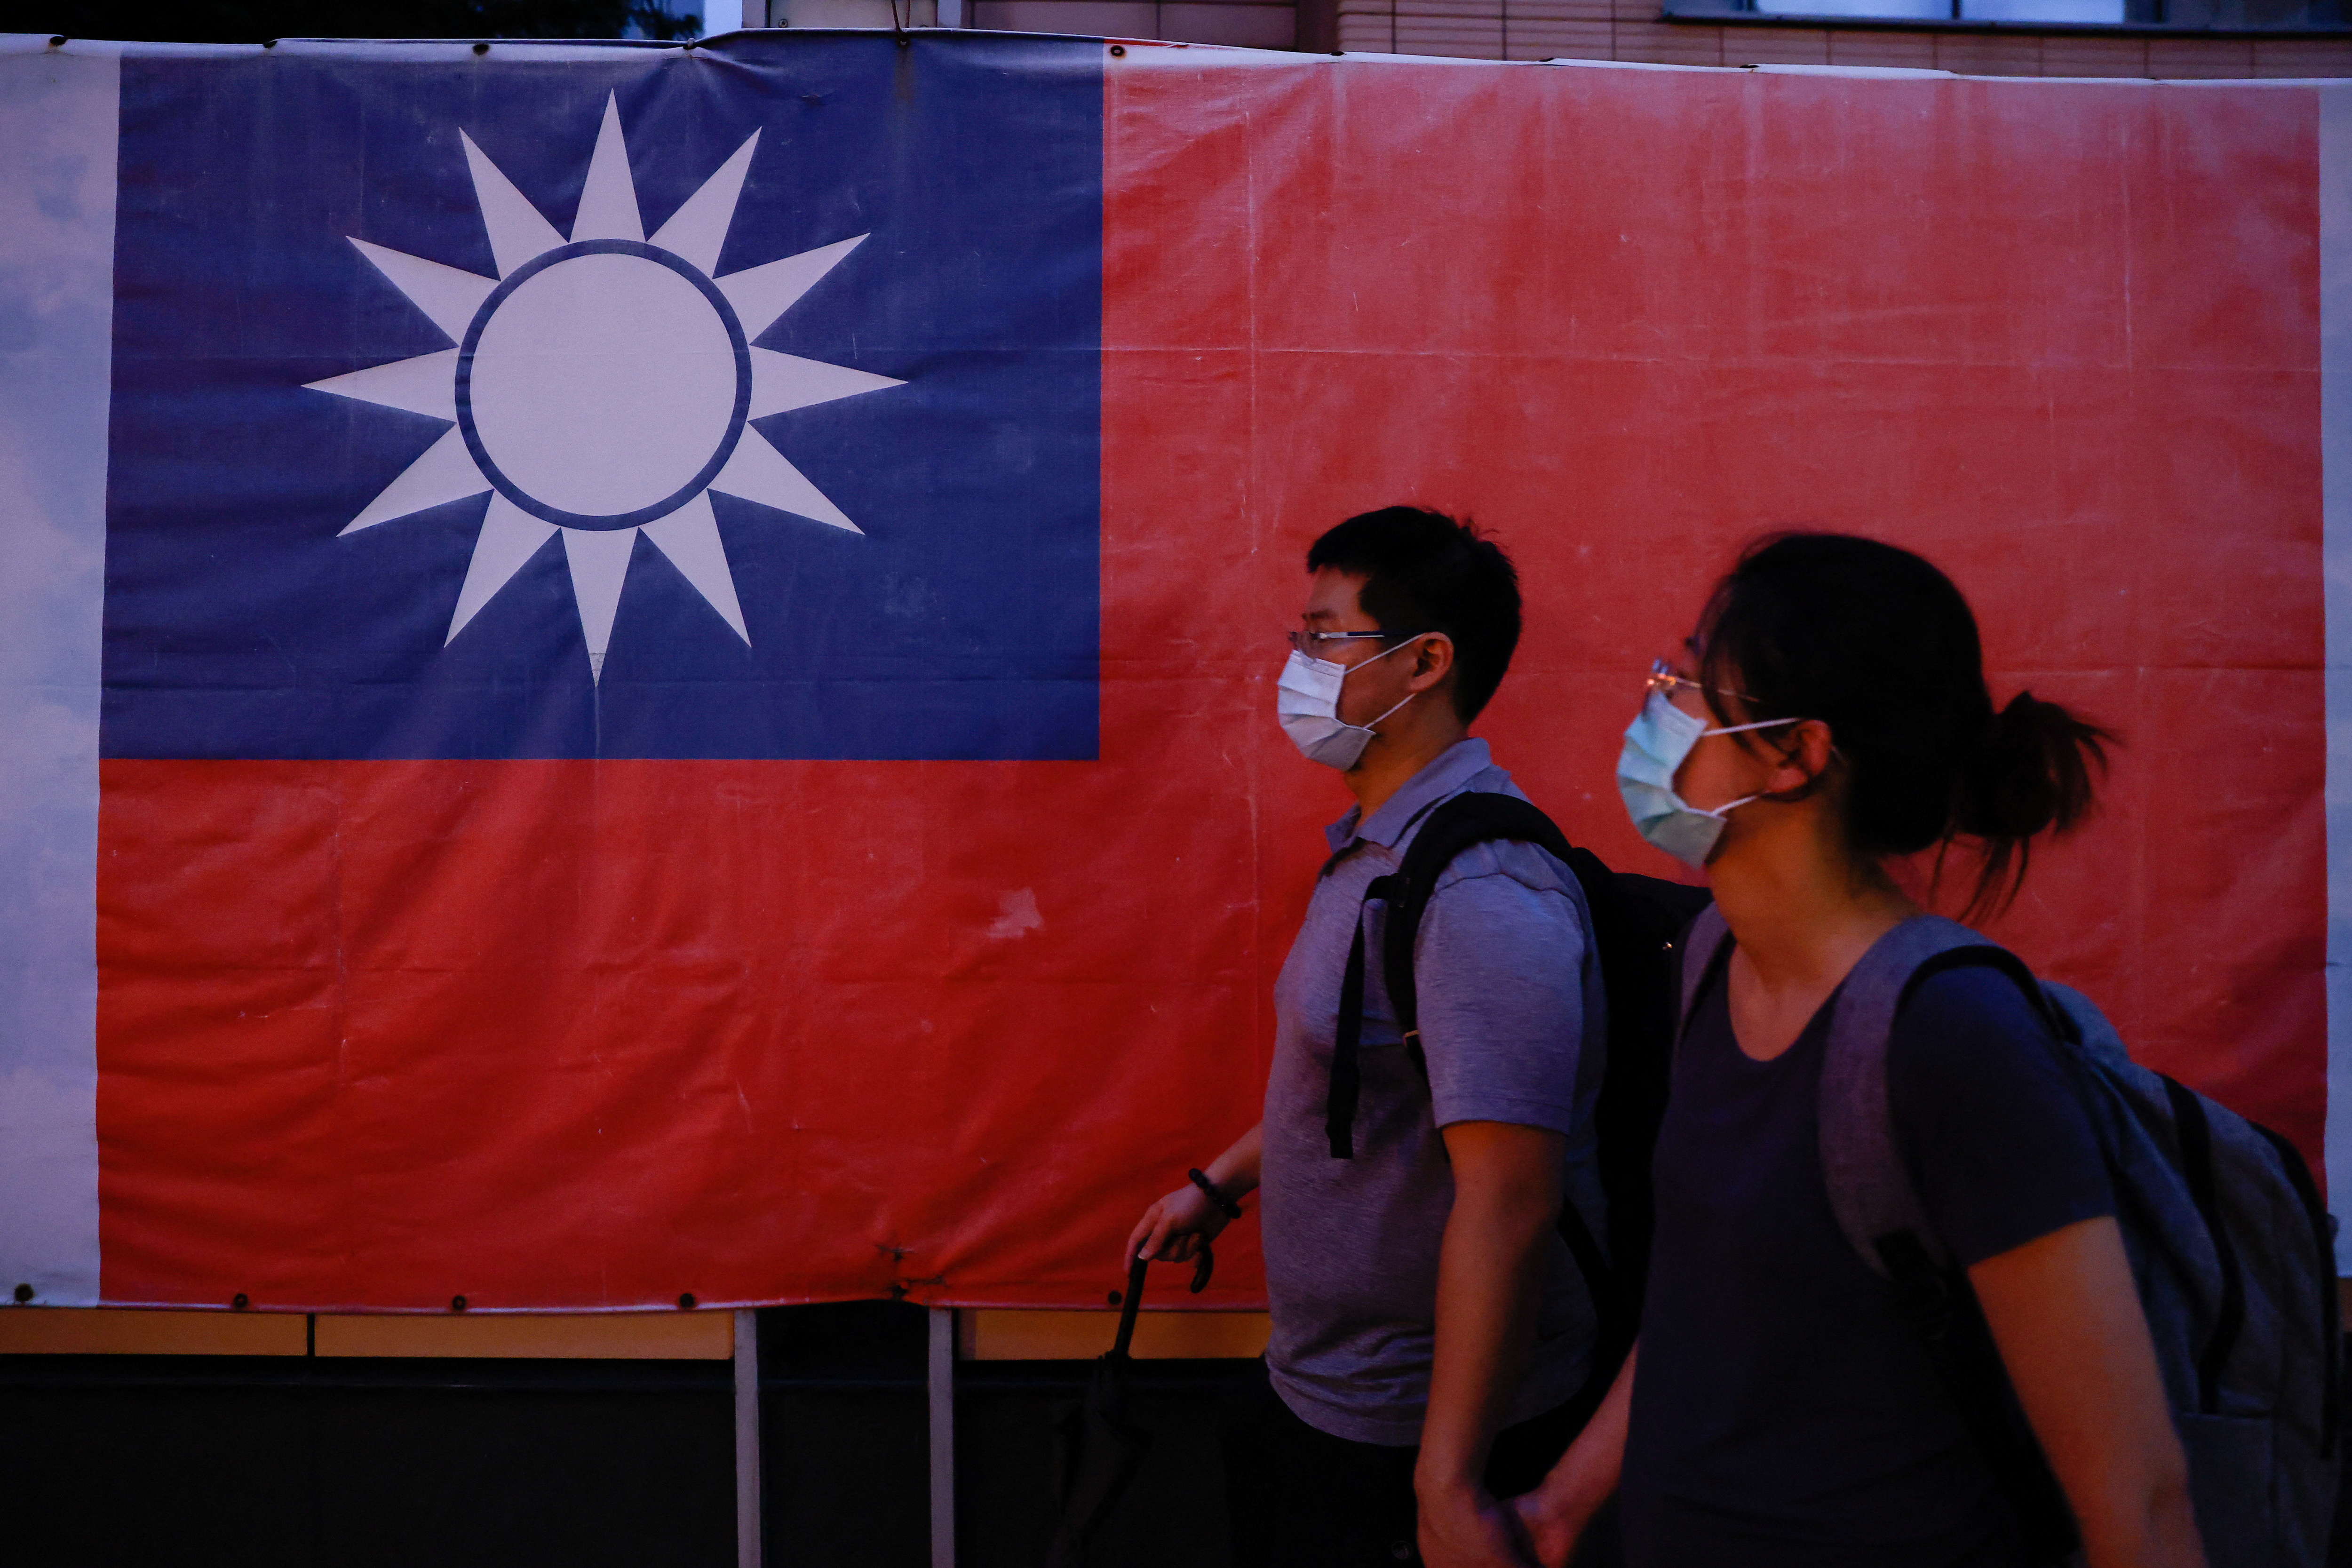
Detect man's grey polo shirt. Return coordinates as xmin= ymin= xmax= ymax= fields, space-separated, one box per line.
xmin=1260 ymin=738 xmax=1607 ymax=1446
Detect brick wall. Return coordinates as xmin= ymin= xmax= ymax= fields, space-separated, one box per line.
xmin=951 ymin=0 xmax=2352 ymax=75
xmin=1331 ymin=2 xmax=2352 ymax=72
xmin=965 ymin=0 xmax=1308 ymax=46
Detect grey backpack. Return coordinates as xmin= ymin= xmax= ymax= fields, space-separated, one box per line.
xmin=1680 ymin=908 xmax=2341 ymax=1568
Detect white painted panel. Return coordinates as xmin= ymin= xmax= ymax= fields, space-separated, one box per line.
xmin=0 ymin=39 xmax=118 ymax=1307
xmin=2321 ymin=83 xmax=2352 ymax=1265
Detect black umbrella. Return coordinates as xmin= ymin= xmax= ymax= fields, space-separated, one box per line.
xmin=1044 ymin=1246 xmax=1214 ymax=1567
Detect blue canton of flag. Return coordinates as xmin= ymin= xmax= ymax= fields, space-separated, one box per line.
xmin=101 ymin=39 xmax=1102 ymax=760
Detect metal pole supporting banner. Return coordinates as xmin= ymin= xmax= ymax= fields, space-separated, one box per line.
xmin=929 ymin=1306 xmax=956 ymax=1568
xmin=735 ymin=1308 xmax=763 ymax=1568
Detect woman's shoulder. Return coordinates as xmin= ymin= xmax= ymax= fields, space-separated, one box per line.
xmin=1887 ymin=960 xmax=2072 ymax=1128
xmin=1895 ymin=963 xmax=2054 ymax=1060
xmin=1886 ymin=958 xmax=2114 ymax=1268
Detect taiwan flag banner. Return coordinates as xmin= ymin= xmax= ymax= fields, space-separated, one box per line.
xmin=0 ymin=32 xmax=2344 ymax=1312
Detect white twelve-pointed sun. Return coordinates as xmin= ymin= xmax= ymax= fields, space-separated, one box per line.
xmin=309 ymin=94 xmax=901 ymax=680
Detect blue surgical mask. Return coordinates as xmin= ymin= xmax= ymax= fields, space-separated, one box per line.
xmin=1615 ymin=690 xmax=1799 ymax=868
xmin=1275 ymin=638 xmax=1423 ymax=771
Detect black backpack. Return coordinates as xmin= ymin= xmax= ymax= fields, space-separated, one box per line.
xmin=1327 ymin=790 xmax=1710 ymax=1388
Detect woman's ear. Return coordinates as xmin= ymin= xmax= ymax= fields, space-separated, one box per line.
xmin=1767 ymin=720 xmax=1837 ymax=796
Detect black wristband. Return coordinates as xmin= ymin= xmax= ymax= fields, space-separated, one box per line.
xmin=1188 ymin=1168 xmax=1243 ymax=1220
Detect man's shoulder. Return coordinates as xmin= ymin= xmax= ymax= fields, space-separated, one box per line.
xmin=1427 ymin=836 xmax=1584 ymax=906
xmin=1406 ymin=769 xmax=1582 ymax=901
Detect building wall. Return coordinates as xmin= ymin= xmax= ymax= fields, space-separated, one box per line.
xmin=939 ymin=0 xmax=2352 ymax=75
xmin=1335 ymin=3 xmax=2352 ymax=72
xmin=962 ymin=0 xmax=1307 ymax=45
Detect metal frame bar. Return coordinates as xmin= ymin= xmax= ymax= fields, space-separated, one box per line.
xmin=928 ymin=1306 xmax=956 ymax=1568
xmin=735 ymin=1309 xmax=763 ymax=1568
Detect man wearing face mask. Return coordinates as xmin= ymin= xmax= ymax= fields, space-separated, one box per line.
xmin=1125 ymin=508 xmax=1608 ymax=1568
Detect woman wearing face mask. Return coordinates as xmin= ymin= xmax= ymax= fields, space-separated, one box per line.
xmin=1511 ymin=534 xmax=2203 ymax=1568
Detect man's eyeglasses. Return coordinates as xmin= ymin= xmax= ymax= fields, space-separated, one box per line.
xmin=1287 ymin=629 xmax=1430 ymax=657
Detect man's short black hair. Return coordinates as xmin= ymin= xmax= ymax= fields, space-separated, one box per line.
xmin=1305 ymin=507 xmax=1522 ymax=723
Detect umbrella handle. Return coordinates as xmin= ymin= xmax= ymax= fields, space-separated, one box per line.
xmin=1112 ymin=1252 xmax=1147 ymax=1357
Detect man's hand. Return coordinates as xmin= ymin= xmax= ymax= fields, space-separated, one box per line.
xmin=1122 ymin=1126 xmax=1262 ymax=1268
xmin=1414 ymin=1120 xmax=1564 ymax=1558
xmin=1123 ymin=1181 xmax=1225 ymax=1266
xmin=1417 ymin=1477 xmax=1540 ymax=1568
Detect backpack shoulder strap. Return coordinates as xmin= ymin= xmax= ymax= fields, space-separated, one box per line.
xmin=1820 ymin=915 xmax=1983 ymax=1276
xmin=1326 ymin=791 xmax=1570 ymax=1159
xmin=1677 ymin=905 xmax=1732 ymax=1039
xmin=1819 ymin=921 xmax=2086 ymax=1564
xmin=1820 ymin=916 xmax=2052 ymax=1277
xmin=1351 ymin=791 xmax=1629 ymax=1364
xmin=1380 ymin=792 xmax=1574 ymax=1053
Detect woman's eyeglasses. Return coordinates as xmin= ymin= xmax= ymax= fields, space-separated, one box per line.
xmin=1647 ymin=658 xmax=1755 ymax=704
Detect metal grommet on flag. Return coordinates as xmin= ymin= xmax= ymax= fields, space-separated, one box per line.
xmin=678 ymin=1292 xmax=697 ymax=1309
xmin=450 ymin=1295 xmax=468 ymax=1312
xmin=1109 ymin=44 xmax=1126 ymax=56
xmin=14 ymin=1283 xmax=34 ymax=1304
xmin=231 ymin=1292 xmax=249 ymax=1309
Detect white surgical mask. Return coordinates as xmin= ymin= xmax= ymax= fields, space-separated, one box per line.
xmin=1615 ymin=690 xmax=1799 ymax=868
xmin=1276 ymin=638 xmax=1423 ymax=771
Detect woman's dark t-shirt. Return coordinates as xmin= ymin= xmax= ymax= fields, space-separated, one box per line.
xmin=1619 ymin=963 xmax=2114 ymax=1568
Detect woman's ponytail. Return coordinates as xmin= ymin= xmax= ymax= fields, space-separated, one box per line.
xmin=1953 ymin=691 xmax=2112 ymax=916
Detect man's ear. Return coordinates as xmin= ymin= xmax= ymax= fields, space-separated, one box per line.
xmin=1408 ymin=633 xmax=1455 ymax=692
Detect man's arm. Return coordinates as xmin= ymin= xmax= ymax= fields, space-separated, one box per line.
xmin=1405 ymin=855 xmax=1591 ymax=1568
xmin=1415 ymin=1119 xmax=1566 ymax=1568
xmin=1123 ymin=1123 xmax=1262 ymax=1266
